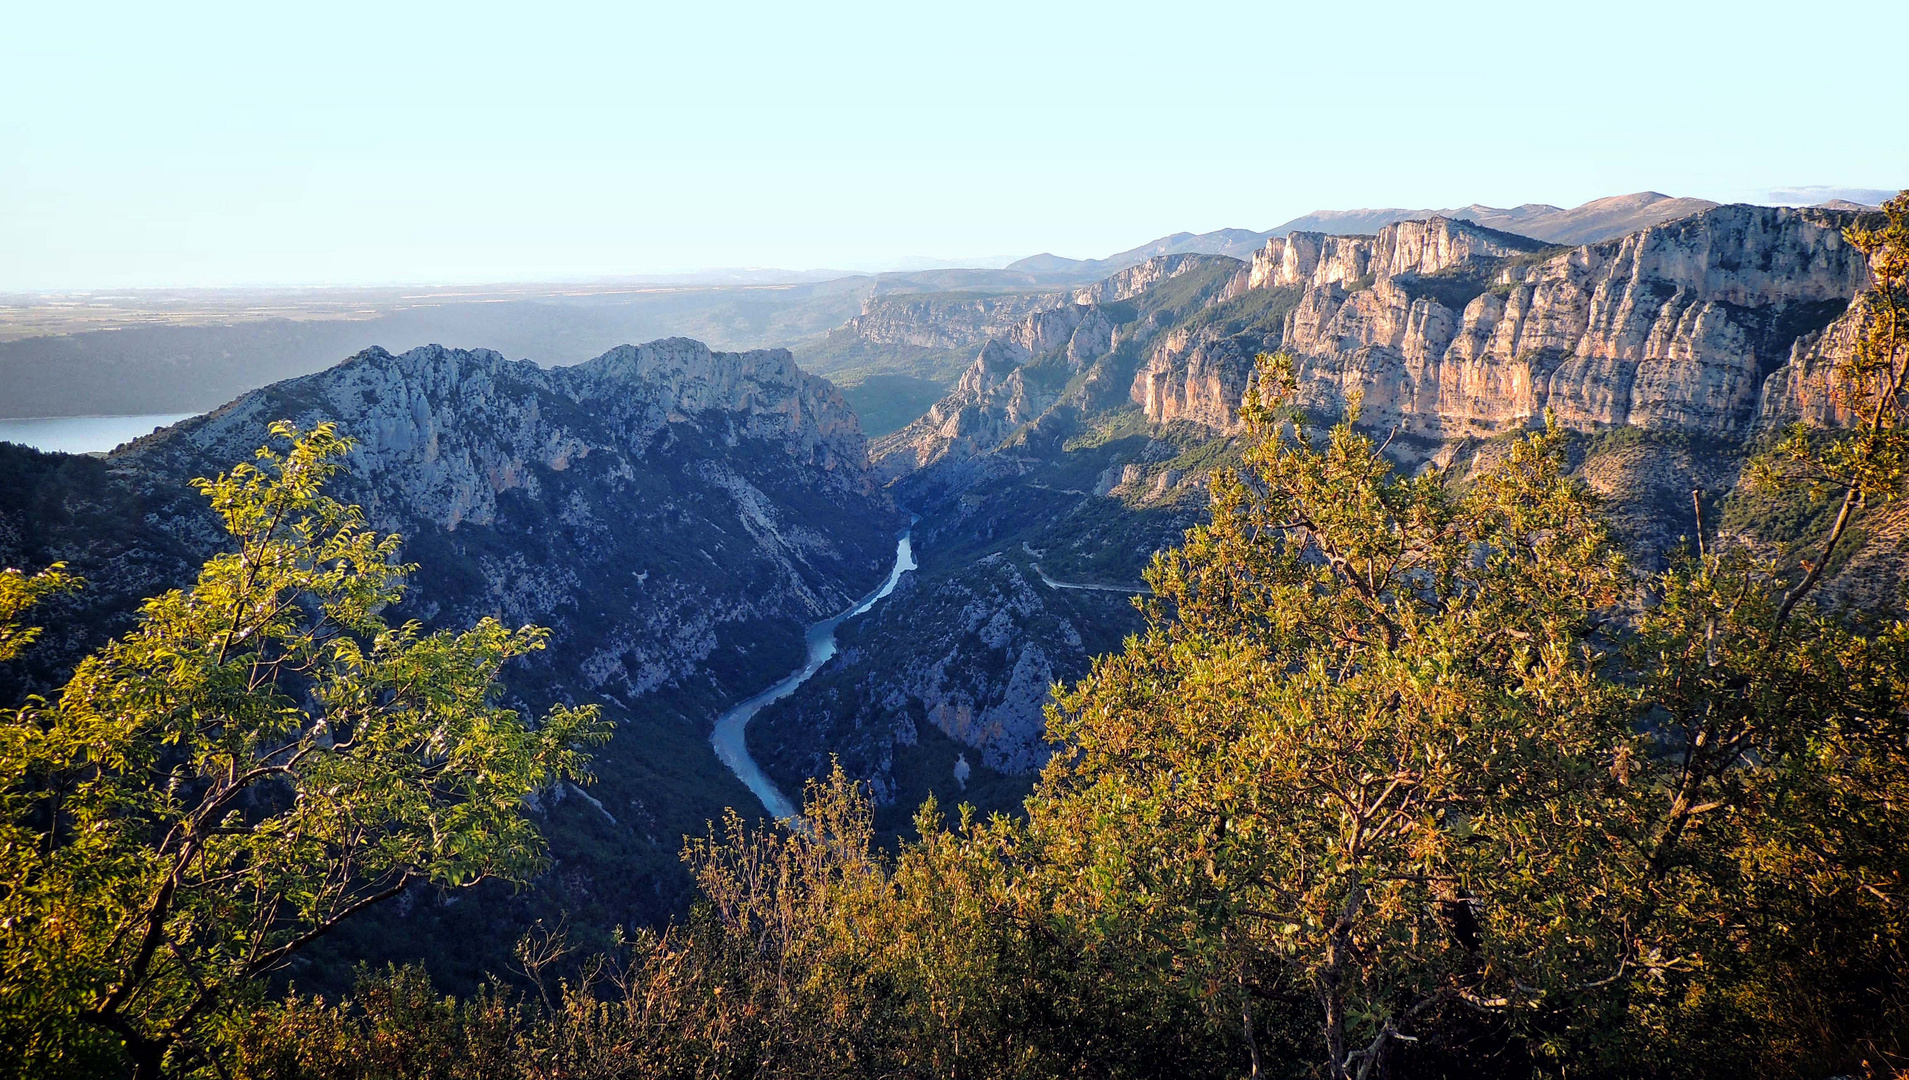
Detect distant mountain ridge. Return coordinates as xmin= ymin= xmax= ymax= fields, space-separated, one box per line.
xmin=1256 ymin=192 xmax=1726 ymax=245
xmin=1011 ymin=192 xmax=1725 ymax=278
xmin=1009 ymin=228 xmax=1270 ymax=278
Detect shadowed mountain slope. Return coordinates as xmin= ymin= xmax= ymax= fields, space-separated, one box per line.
xmin=0 ymin=338 xmax=904 ymax=989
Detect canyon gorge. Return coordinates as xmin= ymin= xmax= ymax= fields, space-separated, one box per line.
xmin=0 ymin=192 xmax=1894 ymax=986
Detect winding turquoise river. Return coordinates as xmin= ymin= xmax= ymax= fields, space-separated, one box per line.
xmin=709 ymin=529 xmax=917 ymax=819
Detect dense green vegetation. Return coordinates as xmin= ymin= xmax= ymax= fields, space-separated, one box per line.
xmin=0 ymin=424 xmax=609 ymax=1079
xmin=5 ymin=200 xmax=1908 ymax=1078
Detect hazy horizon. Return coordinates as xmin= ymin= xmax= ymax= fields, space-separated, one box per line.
xmin=2 ymin=184 xmax=1895 ymax=298
xmin=5 ymin=0 xmax=1905 ymax=292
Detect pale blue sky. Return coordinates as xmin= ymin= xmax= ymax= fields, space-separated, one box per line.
xmin=4 ymin=0 xmax=1904 ymax=290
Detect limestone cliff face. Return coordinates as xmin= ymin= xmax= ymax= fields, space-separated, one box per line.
xmin=1137 ymin=206 xmax=1871 ymax=439
xmin=1007 ymin=304 xmax=1116 ymax=363
xmin=135 ymin=339 xmax=872 ymax=533
xmin=1754 ymin=296 xmax=1876 ymax=428
xmin=1135 ymin=329 xmax=1270 ymax=430
xmin=1248 ymin=217 xmax=1549 ymax=290
xmin=570 ymin=340 xmax=870 ymax=480
xmin=875 ymin=252 xmax=1258 ymax=480
xmin=869 ymin=341 xmax=1041 ymax=475
xmin=110 ymin=340 xmax=900 ymax=710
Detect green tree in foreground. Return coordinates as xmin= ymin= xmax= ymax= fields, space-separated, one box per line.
xmin=0 ymin=422 xmax=608 ymax=1080
xmin=0 ymin=563 xmax=78 ymax=663
xmin=1606 ymin=190 xmax=1909 ymax=1075
xmin=232 ymin=766 xmax=1222 ymax=1080
xmin=1033 ymin=377 xmax=1634 ymax=1079
xmin=1029 ymin=194 xmax=1909 ymax=1078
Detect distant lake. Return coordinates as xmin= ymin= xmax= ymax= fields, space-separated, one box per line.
xmin=0 ymin=414 xmax=197 ymax=455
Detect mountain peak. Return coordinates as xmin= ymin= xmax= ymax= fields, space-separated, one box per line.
xmin=1006 ymin=252 xmax=1085 ymax=273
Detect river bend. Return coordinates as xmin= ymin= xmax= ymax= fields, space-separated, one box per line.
xmin=709 ymin=530 xmax=916 ymax=819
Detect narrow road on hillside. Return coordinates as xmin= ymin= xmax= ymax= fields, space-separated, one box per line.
xmin=1022 ymin=542 xmax=1152 ymax=595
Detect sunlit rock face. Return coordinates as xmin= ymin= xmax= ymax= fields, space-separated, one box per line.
xmin=1136 ymin=206 xmax=1871 ymax=439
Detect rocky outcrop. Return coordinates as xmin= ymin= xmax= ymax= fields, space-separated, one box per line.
xmin=568 ymin=340 xmax=871 ymax=478
xmin=1136 ymin=206 xmax=1872 ymax=439
xmin=1754 ymin=295 xmax=1875 ymax=428
xmin=1247 ymin=217 xmax=1553 ymax=291
xmin=871 ymin=341 xmax=1043 ymax=475
xmin=48 ymin=340 xmax=900 ymax=714
xmin=1134 ymin=329 xmax=1269 ymax=430
xmin=129 ymin=340 xmax=873 ymax=534
xmin=0 ymin=337 xmax=906 ymax=952
xmin=1006 ymin=304 xmax=1116 ymax=363
xmin=877 ymin=253 xmax=1260 ymax=479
